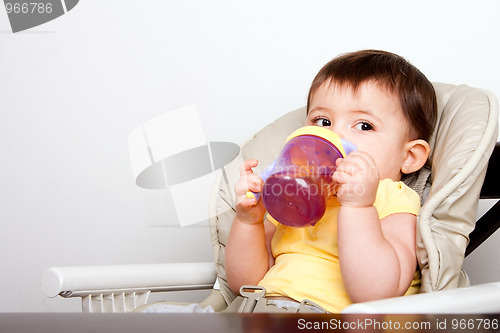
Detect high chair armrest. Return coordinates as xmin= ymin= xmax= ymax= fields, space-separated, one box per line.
xmin=341 ymin=282 xmax=500 ymax=314
xmin=42 ymin=262 xmax=216 ymax=298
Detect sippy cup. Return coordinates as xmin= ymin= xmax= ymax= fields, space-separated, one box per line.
xmin=247 ymin=126 xmax=356 ymax=227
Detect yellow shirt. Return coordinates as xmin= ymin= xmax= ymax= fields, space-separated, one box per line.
xmin=258 ymin=179 xmax=421 ymax=313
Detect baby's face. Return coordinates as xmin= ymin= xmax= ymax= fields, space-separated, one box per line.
xmin=306 ymin=80 xmax=411 ymax=181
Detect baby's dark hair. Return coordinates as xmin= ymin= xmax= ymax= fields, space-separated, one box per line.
xmin=307 ymin=50 xmax=438 ymax=141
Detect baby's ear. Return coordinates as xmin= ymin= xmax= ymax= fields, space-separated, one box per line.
xmin=401 ymin=139 xmax=431 ymax=174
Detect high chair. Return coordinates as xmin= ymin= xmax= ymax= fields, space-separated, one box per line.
xmin=42 ymin=82 xmax=500 ymax=313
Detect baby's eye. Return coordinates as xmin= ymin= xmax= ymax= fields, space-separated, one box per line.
xmin=355 ymin=122 xmax=373 ymax=131
xmin=313 ymin=118 xmax=331 ymax=127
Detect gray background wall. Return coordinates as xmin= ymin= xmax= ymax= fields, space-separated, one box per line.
xmin=1 ymin=0 xmax=499 ymax=312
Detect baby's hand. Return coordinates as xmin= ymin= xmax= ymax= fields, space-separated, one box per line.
xmin=234 ymin=159 xmax=267 ymax=225
xmin=332 ymin=151 xmax=379 ymax=208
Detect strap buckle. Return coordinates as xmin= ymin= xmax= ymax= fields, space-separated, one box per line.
xmin=238 ymin=285 xmax=266 ymax=313
xmin=298 ymin=299 xmax=327 ymax=313
xmin=237 ymin=285 xmax=328 ymax=313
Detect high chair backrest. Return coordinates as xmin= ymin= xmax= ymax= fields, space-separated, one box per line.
xmin=209 ymin=82 xmax=499 ymax=306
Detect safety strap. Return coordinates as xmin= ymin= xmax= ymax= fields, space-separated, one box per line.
xmin=232 ymin=286 xmax=327 ymax=313
xmin=403 ymin=167 xmax=432 ymax=205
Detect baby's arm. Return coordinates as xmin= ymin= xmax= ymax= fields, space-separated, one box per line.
xmin=333 ymin=152 xmax=417 ymax=302
xmin=225 ymin=159 xmax=276 ymax=294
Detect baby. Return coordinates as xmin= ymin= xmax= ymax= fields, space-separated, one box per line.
xmin=226 ymin=49 xmax=438 ymax=312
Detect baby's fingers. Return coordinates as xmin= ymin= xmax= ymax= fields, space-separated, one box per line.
xmin=236 ymin=194 xmax=259 ymax=208
xmin=239 ymin=159 xmax=259 ymax=176
xmin=332 ymin=167 xmax=355 ymax=187
xmin=234 ymin=173 xmax=264 ymax=195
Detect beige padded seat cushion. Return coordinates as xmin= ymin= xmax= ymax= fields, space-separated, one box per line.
xmin=209 ymin=82 xmax=498 ymax=305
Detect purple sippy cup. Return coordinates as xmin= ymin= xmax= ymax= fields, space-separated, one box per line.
xmin=248 ymin=126 xmax=356 ymax=227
